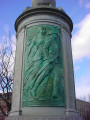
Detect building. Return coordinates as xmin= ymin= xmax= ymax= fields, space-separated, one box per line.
xmin=0 ymin=94 xmax=7 ymax=120
xmin=76 ymin=99 xmax=90 ymax=120
xmin=0 ymin=93 xmax=12 ymax=120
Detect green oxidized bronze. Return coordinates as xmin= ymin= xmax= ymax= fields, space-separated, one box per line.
xmin=22 ymin=25 xmax=65 ymax=107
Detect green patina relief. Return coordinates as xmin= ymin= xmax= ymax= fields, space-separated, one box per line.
xmin=22 ymin=25 xmax=65 ymax=107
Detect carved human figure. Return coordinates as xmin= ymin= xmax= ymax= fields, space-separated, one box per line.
xmin=31 ymin=28 xmax=60 ymax=98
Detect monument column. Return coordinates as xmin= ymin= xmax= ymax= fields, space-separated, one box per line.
xmin=61 ymin=27 xmax=76 ymax=115
xmin=6 ymin=0 xmax=83 ymax=120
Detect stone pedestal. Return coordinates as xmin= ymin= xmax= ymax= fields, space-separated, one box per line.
xmin=6 ymin=0 xmax=83 ymax=120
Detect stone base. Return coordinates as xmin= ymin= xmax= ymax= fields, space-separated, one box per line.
xmin=5 ymin=115 xmax=83 ymax=120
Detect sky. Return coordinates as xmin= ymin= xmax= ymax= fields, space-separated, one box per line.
xmin=0 ymin=0 xmax=90 ymax=101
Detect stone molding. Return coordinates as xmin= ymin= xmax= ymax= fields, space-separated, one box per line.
xmin=15 ymin=7 xmax=73 ymax=32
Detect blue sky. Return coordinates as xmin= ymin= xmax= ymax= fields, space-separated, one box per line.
xmin=0 ymin=0 xmax=90 ymax=100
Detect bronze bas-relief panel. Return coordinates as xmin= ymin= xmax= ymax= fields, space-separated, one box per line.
xmin=22 ymin=25 xmax=65 ymax=107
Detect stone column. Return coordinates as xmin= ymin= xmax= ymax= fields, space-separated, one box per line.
xmin=61 ymin=27 xmax=77 ymax=115
xmin=6 ymin=0 xmax=83 ymax=120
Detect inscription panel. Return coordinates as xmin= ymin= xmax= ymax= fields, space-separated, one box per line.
xmin=6 ymin=116 xmax=83 ymax=120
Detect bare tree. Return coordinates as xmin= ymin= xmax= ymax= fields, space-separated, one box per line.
xmin=0 ymin=31 xmax=16 ymax=116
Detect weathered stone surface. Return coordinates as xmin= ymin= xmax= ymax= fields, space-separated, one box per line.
xmin=5 ymin=115 xmax=83 ymax=120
